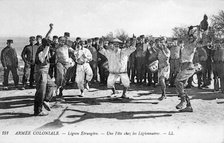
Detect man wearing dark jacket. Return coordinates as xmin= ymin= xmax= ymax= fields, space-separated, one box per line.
xmin=1 ymin=39 xmax=19 ymax=89
xmin=21 ymin=36 xmax=39 ymax=88
xmin=34 ymin=38 xmax=56 ymax=116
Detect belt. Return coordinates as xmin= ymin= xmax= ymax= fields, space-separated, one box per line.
xmin=110 ymin=72 xmax=127 ymax=74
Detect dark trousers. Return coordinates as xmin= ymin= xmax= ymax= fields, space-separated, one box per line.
xmin=136 ymin=57 xmax=146 ymax=83
xmin=98 ymin=63 xmax=108 ymax=84
xmin=202 ymin=60 xmax=212 ymax=85
xmin=34 ymin=70 xmax=56 ymax=114
xmin=66 ymin=65 xmax=76 ymax=83
xmin=49 ymin=63 xmax=57 ymax=79
xmin=90 ymin=61 xmax=98 ymax=82
xmin=3 ymin=66 xmax=19 ymax=86
xmin=22 ymin=64 xmax=35 ymax=86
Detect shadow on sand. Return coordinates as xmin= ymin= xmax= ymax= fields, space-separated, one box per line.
xmin=36 ymin=107 xmax=179 ymax=130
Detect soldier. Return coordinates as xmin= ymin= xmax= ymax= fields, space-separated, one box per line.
xmin=35 ymin=35 xmax=42 ymax=47
xmin=175 ymin=30 xmax=200 ymax=112
xmin=74 ymin=40 xmax=93 ymax=96
xmin=213 ymin=40 xmax=224 ymax=93
xmin=55 ymin=36 xmax=75 ymax=101
xmin=169 ymin=38 xmax=181 ymax=87
xmin=99 ymin=38 xmax=136 ymax=98
xmin=1 ymin=40 xmax=19 ymax=89
xmin=21 ymin=36 xmax=39 ymax=89
xmin=127 ymin=38 xmax=136 ymax=83
xmin=49 ymin=35 xmax=59 ymax=79
xmin=34 ymin=38 xmax=56 ymax=116
xmin=86 ymin=39 xmax=98 ymax=83
xmin=147 ymin=39 xmax=159 ymax=86
xmin=97 ymin=39 xmax=109 ymax=85
xmin=157 ymin=37 xmax=170 ymax=100
xmin=135 ymin=35 xmax=147 ymax=84
xmin=192 ymin=40 xmax=208 ymax=88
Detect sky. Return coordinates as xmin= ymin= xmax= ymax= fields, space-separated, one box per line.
xmin=0 ymin=0 xmax=223 ymax=38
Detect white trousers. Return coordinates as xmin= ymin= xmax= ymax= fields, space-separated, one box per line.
xmin=75 ymin=63 xmax=93 ymax=90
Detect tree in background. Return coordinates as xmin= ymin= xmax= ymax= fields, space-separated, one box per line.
xmin=211 ymin=10 xmax=224 ymax=39
xmin=115 ymin=29 xmax=129 ymax=42
xmin=172 ymin=26 xmax=189 ymax=41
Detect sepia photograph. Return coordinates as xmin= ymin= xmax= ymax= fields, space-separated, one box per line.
xmin=0 ymin=0 xmax=224 ymax=142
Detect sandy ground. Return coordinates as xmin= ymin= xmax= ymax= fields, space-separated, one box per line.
xmin=0 ymin=82 xmax=224 ymax=143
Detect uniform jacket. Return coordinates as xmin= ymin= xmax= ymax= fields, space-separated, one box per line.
xmin=1 ymin=46 xmax=18 ymax=68
xmin=21 ymin=44 xmax=39 ymax=65
xmin=100 ymin=46 xmax=136 ymax=73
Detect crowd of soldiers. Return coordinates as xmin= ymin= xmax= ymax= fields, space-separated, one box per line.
xmin=1 ymin=15 xmax=224 ymax=116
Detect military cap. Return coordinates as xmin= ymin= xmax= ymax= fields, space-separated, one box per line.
xmin=140 ymin=35 xmax=145 ymax=38
xmin=29 ymin=36 xmax=36 ymax=41
xmin=94 ymin=37 xmax=99 ymax=41
xmin=64 ymin=32 xmax=70 ymax=37
xmin=53 ymin=35 xmax=58 ymax=39
xmin=76 ymin=37 xmax=81 ymax=41
xmin=7 ymin=39 xmax=13 ymax=43
xmin=36 ymin=35 xmax=42 ymax=39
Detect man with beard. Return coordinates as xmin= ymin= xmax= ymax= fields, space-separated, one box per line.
xmin=99 ymin=38 xmax=136 ymax=98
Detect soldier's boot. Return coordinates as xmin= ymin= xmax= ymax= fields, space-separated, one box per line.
xmin=176 ymin=96 xmax=186 ymax=109
xmin=158 ymin=91 xmax=167 ymax=101
xmin=180 ymin=96 xmax=193 ymax=112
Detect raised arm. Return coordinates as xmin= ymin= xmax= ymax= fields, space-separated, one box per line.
xmin=122 ymin=38 xmax=137 ymax=55
xmin=45 ymin=23 xmax=53 ymax=39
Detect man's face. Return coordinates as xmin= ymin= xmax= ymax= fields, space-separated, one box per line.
xmin=104 ymin=41 xmax=109 ymax=47
xmin=30 ymin=40 xmax=35 ymax=45
xmin=140 ymin=38 xmax=144 ymax=44
xmin=7 ymin=42 xmax=13 ymax=47
xmin=113 ymin=42 xmax=119 ymax=51
xmin=37 ymin=38 xmax=42 ymax=44
xmin=59 ymin=38 xmax=65 ymax=45
xmin=53 ymin=38 xmax=59 ymax=44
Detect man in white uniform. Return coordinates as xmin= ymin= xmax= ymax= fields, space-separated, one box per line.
xmin=99 ymin=38 xmax=136 ymax=98
xmin=74 ymin=41 xmax=93 ymax=97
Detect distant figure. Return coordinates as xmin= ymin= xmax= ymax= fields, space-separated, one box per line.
xmin=1 ymin=39 xmax=19 ymax=89
xmin=200 ymin=14 xmax=208 ymax=31
xmin=21 ymin=36 xmax=39 ymax=89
